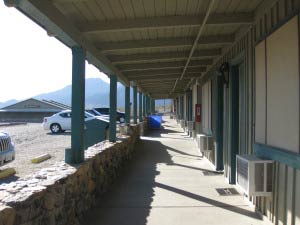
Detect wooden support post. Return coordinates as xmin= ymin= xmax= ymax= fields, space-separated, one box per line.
xmin=125 ymin=86 xmax=130 ymax=124
xmin=186 ymin=94 xmax=189 ymax=120
xmin=143 ymin=95 xmax=146 ymax=117
xmin=66 ymin=46 xmax=85 ymax=164
xmin=146 ymin=96 xmax=151 ymax=115
xmin=189 ymin=91 xmax=193 ymax=120
xmin=215 ymin=76 xmax=224 ymax=171
xmin=133 ymin=86 xmax=137 ymax=124
xmin=109 ymin=75 xmax=117 ymax=142
xmin=151 ymin=99 xmax=155 ymax=114
xmin=229 ymin=66 xmax=239 ymax=184
xmin=139 ymin=92 xmax=143 ymax=122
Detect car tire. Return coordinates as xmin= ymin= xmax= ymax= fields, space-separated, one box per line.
xmin=50 ymin=123 xmax=62 ymax=134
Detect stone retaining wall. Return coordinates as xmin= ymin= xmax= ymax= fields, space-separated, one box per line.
xmin=0 ymin=123 xmax=144 ymax=225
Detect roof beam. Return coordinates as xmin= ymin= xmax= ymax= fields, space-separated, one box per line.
xmin=144 ymin=87 xmax=186 ymax=93
xmin=149 ymin=91 xmax=182 ymax=95
xmin=140 ymin=82 xmax=177 ymax=87
xmin=149 ymin=94 xmax=170 ymax=99
xmin=139 ymin=80 xmax=181 ymax=85
xmin=146 ymin=89 xmax=186 ymax=96
xmin=141 ymin=86 xmax=176 ymax=89
xmin=109 ymin=49 xmax=221 ymax=64
xmin=98 ymin=35 xmax=234 ymax=52
xmin=142 ymin=86 xmax=179 ymax=91
xmin=149 ymin=90 xmax=182 ymax=94
xmin=127 ymin=73 xmax=200 ymax=81
xmin=77 ymin=13 xmax=253 ymax=33
xmin=118 ymin=59 xmax=212 ymax=72
xmin=141 ymin=81 xmax=189 ymax=87
xmin=147 ymin=89 xmax=184 ymax=93
xmin=124 ymin=67 xmax=205 ymax=77
xmin=52 ymin=0 xmax=87 ymax=2
xmin=142 ymin=86 xmax=187 ymax=91
xmin=137 ymin=77 xmax=189 ymax=83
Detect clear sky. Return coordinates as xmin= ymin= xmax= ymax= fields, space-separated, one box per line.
xmin=0 ymin=2 xmax=110 ymax=103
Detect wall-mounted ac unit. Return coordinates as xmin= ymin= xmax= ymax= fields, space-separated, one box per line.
xmin=196 ymin=134 xmax=214 ymax=153
xmin=187 ymin=121 xmax=195 ymax=131
xmin=236 ymin=155 xmax=273 ymax=197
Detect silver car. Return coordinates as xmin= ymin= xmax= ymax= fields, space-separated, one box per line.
xmin=0 ymin=132 xmax=15 ymax=166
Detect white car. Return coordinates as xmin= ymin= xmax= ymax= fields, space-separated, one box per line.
xmin=0 ymin=132 xmax=15 ymax=166
xmin=86 ymin=109 xmax=110 ymax=120
xmin=43 ymin=110 xmax=109 ymax=134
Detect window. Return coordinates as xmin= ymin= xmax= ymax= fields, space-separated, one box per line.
xmin=59 ymin=113 xmax=71 ymax=118
xmin=84 ymin=112 xmax=94 ymax=118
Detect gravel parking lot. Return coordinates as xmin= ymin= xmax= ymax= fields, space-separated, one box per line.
xmin=1 ymin=123 xmax=70 ymax=179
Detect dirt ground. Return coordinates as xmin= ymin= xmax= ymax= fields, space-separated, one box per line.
xmin=1 ymin=123 xmax=70 ymax=180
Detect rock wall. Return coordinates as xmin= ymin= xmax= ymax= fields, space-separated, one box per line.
xmin=0 ymin=123 xmax=144 ymax=225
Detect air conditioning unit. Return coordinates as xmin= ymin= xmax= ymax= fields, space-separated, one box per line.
xmin=236 ymin=155 xmax=273 ymax=197
xmin=187 ymin=121 xmax=195 ymax=132
xmin=196 ymin=134 xmax=214 ymax=153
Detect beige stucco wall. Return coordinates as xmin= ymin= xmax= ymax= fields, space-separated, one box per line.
xmin=255 ymin=40 xmax=266 ymax=144
xmin=266 ymin=16 xmax=299 ymax=153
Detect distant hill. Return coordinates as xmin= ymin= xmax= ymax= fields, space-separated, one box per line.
xmin=35 ymin=78 xmax=125 ymax=108
xmin=0 ymin=78 xmax=172 ymax=109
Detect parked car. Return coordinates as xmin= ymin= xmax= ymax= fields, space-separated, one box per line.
xmin=0 ymin=132 xmax=15 ymax=165
xmin=93 ymin=107 xmax=125 ymax=123
xmin=86 ymin=109 xmax=110 ymax=120
xmin=43 ymin=110 xmax=109 ymax=134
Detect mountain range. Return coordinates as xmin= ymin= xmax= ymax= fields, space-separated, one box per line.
xmin=0 ymin=78 xmax=171 ymax=109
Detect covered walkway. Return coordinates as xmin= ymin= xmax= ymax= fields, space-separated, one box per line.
xmin=84 ymin=117 xmax=266 ymax=225
xmin=3 ymin=1 xmax=300 ymax=225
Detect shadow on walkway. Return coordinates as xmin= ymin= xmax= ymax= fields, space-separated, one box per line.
xmin=83 ymin=121 xmax=262 ymax=225
xmin=154 ymin=182 xmax=260 ymax=219
xmin=83 ymin=134 xmax=172 ymax=225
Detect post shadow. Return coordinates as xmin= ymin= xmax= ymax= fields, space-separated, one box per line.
xmin=154 ymin=182 xmax=261 ymax=219
xmin=82 ymin=133 xmax=173 ymax=225
xmin=82 ymin=126 xmax=262 ymax=225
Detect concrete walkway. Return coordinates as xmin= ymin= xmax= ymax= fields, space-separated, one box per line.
xmin=84 ymin=118 xmax=268 ymax=225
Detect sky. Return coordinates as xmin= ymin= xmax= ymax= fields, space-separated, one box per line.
xmin=0 ymin=3 xmax=110 ymax=103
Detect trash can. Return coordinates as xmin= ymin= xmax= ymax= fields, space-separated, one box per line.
xmin=84 ymin=118 xmax=109 ymax=149
xmin=149 ymin=115 xmax=162 ymax=129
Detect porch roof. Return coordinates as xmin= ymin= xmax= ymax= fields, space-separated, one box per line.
xmin=6 ymin=0 xmax=264 ymax=98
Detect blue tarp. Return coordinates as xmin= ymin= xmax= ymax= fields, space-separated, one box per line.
xmin=149 ymin=115 xmax=162 ymax=129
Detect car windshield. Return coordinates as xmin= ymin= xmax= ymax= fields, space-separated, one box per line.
xmin=84 ymin=112 xmax=95 ymax=118
xmin=86 ymin=110 xmax=97 ymax=116
xmin=92 ymin=110 xmax=102 ymax=116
